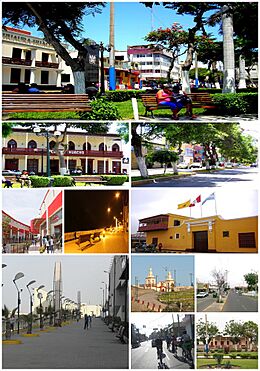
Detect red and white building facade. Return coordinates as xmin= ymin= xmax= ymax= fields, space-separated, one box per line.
xmin=31 ymin=189 xmax=62 ymax=240
xmin=2 ymin=210 xmax=32 ymax=245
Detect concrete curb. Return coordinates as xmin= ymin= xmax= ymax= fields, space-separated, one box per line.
xmin=21 ymin=334 xmax=40 ymax=337
xmin=132 ymin=173 xmax=195 ymax=187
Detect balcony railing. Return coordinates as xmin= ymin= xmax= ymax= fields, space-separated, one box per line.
xmin=3 ymin=147 xmax=123 ymax=158
xmin=35 ymin=61 xmax=59 ymax=69
xmin=2 ymin=57 xmax=32 ymax=66
xmin=138 ymin=222 xmax=168 ymax=232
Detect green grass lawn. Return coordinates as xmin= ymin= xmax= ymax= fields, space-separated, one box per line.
xmin=5 ymin=99 xmax=206 ymax=120
xmin=160 ymin=289 xmax=194 ymax=302
xmin=197 ymin=358 xmax=258 ymax=369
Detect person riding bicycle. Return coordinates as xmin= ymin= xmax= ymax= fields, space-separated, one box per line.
xmin=180 ymin=331 xmax=192 ymax=359
xmin=155 ymin=336 xmax=163 ymax=359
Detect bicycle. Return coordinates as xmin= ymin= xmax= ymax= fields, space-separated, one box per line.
xmin=157 ymin=348 xmax=169 ymax=369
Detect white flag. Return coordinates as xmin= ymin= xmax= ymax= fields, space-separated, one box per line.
xmin=202 ymin=193 xmax=215 ymax=205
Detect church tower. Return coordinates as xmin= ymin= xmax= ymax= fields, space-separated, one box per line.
xmin=145 ymin=267 xmax=156 ymax=289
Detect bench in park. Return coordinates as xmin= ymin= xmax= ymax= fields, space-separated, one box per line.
xmin=72 ymin=176 xmax=107 ymax=186
xmin=76 ymin=233 xmax=94 ymax=251
xmin=2 ymin=175 xmax=31 ymax=188
xmin=2 ymin=94 xmax=92 ymax=114
xmin=140 ymin=92 xmax=216 ymax=118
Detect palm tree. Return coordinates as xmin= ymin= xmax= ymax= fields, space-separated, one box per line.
xmin=2 ymin=305 xmax=17 ymax=340
xmin=222 ymin=5 xmax=236 ymax=93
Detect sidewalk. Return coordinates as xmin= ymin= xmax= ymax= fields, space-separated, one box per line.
xmin=139 ymin=114 xmax=258 ymax=122
xmin=3 ymin=318 xmax=128 ymax=369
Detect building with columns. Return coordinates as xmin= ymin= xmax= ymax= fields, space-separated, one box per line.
xmin=2 ymin=128 xmax=126 ymax=175
xmin=138 ymin=213 xmax=258 ymax=253
xmin=2 ymin=27 xmax=66 ymax=90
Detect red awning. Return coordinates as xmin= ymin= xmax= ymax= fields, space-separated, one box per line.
xmin=30 ymin=217 xmax=45 ymax=234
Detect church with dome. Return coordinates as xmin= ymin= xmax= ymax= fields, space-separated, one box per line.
xmin=144 ymin=267 xmax=175 ymax=292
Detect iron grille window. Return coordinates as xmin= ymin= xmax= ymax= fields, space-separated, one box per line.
xmin=174 ymin=220 xmax=180 ymax=226
xmin=223 ymin=231 xmax=229 ymax=237
xmin=238 ymin=233 xmax=256 ymax=248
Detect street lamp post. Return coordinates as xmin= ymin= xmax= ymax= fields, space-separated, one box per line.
xmin=13 ymin=272 xmax=24 ymax=334
xmin=100 ymin=287 xmax=104 ymax=318
xmin=33 ymin=127 xmax=61 ymax=178
xmin=102 ymin=281 xmax=108 ymax=317
xmin=37 ymin=285 xmax=45 ymax=330
xmin=26 ymin=280 xmax=36 ymax=334
xmin=47 ymin=290 xmax=54 ymax=325
xmin=98 ymin=42 xmax=111 ymax=95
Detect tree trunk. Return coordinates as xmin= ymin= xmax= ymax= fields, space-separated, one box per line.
xmin=163 ymin=163 xmax=167 ymax=174
xmin=73 ymin=71 xmax=86 ymax=94
xmin=222 ymin=6 xmax=236 ymax=93
xmin=172 ymin=162 xmax=178 ymax=175
xmin=212 ymin=61 xmax=220 ymax=89
xmin=136 ymin=157 xmax=148 ymax=178
xmin=238 ymin=55 xmax=247 ymax=89
xmin=132 ymin=124 xmax=149 ymax=178
xmin=181 ymin=70 xmax=191 ymax=93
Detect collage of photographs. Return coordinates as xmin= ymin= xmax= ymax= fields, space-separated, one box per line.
xmin=1 ymin=1 xmax=259 ymax=370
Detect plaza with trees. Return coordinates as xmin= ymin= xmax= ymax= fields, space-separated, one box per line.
xmin=2 ymin=2 xmax=258 ymax=120
xmin=196 ymin=317 xmax=258 ymax=369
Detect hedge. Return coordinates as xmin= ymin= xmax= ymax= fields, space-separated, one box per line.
xmin=103 ymin=89 xmax=143 ymax=102
xmin=79 ymin=98 xmax=121 ymax=120
xmin=212 ymin=93 xmax=258 ymax=114
xmin=52 ymin=176 xmax=74 ymax=187
xmin=101 ymin=175 xmax=128 ymax=185
xmin=29 ymin=176 xmax=50 ymax=188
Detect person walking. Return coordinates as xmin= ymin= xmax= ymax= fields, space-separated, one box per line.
xmin=84 ymin=314 xmax=89 ymax=330
xmin=88 ymin=315 xmax=92 ymax=328
xmin=49 ymin=236 xmax=54 ymax=254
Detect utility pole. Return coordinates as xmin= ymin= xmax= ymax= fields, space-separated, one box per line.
xmin=109 ymin=0 xmax=116 ymax=90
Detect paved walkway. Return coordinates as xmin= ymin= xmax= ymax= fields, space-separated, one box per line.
xmin=3 ymin=318 xmax=128 ymax=369
xmin=65 ymin=232 xmax=129 ymax=254
xmin=139 ymin=114 xmax=258 ymax=122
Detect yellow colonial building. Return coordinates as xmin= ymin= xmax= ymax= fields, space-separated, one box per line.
xmin=2 ymin=128 xmax=127 ymax=175
xmin=138 ymin=213 xmax=258 ymax=253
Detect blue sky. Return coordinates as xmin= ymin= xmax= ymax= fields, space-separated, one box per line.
xmin=131 ymin=255 xmax=194 ymax=286
xmin=7 ymin=2 xmax=221 ymax=56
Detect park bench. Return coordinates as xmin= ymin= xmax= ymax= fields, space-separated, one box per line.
xmin=140 ymin=92 xmax=216 ymax=118
xmin=2 ymin=176 xmax=14 ymax=188
xmin=76 ymin=233 xmax=94 ymax=251
xmin=116 ymin=325 xmax=127 ymax=343
xmin=2 ymin=94 xmax=92 ymax=113
xmin=72 ymin=176 xmax=107 ymax=186
xmin=93 ymin=231 xmax=102 ymax=241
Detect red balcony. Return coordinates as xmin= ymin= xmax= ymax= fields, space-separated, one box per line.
xmin=35 ymin=61 xmax=59 ymax=69
xmin=2 ymin=147 xmax=124 ymax=158
xmin=138 ymin=215 xmax=169 ymax=232
xmin=2 ymin=57 xmax=32 ymax=66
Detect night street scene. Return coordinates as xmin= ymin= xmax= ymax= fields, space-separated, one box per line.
xmin=131 ymin=188 xmax=258 ymax=253
xmin=131 ymin=122 xmax=258 ymax=187
xmin=197 ymin=314 xmax=258 ymax=369
xmin=2 ymin=3 xmax=258 ymax=121
xmin=131 ymin=256 xmax=194 ymax=312
xmin=2 ymin=255 xmax=129 ymax=369
xmin=132 ymin=313 xmax=195 ymax=369
xmin=196 ymin=255 xmax=258 ymax=312
xmin=64 ymin=190 xmax=129 ymax=253
xmin=2 ymin=122 xmax=129 ymax=187
xmin=2 ymin=189 xmax=62 ymax=254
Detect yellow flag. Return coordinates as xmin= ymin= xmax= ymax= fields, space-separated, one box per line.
xmin=177 ymin=200 xmax=191 ymax=209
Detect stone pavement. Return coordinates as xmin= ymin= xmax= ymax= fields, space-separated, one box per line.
xmin=3 ymin=318 xmax=128 ymax=369
xmin=65 ymin=231 xmax=129 ymax=254
xmin=139 ymin=114 xmax=258 ymax=122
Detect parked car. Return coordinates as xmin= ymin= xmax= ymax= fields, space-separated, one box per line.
xmin=70 ymin=168 xmax=83 ymax=175
xmin=189 ymin=162 xmax=202 ymax=169
xmin=224 ymin=162 xmax=233 ymax=168
xmin=196 ymin=291 xmax=209 ymax=298
xmin=177 ymin=162 xmax=189 ymax=169
xmin=2 ymin=169 xmax=22 ymax=176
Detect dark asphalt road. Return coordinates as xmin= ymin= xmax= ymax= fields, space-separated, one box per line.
xmin=222 ymin=290 xmax=258 ymax=312
xmin=141 ymin=168 xmax=258 ymax=188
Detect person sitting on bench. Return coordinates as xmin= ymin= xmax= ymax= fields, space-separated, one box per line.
xmin=156 ymin=84 xmax=183 ymax=120
xmin=171 ymin=84 xmax=197 ymax=119
xmin=20 ymin=170 xmax=32 ymax=188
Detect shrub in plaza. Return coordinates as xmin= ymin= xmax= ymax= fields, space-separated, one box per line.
xmin=52 ymin=176 xmax=74 ymax=187
xmin=103 ymin=90 xmax=143 ymax=102
xmin=29 ymin=176 xmax=50 ymax=188
xmin=102 ymin=175 xmax=128 ymax=185
xmin=212 ymin=92 xmax=258 ymax=114
xmin=79 ymin=98 xmax=121 ymax=120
